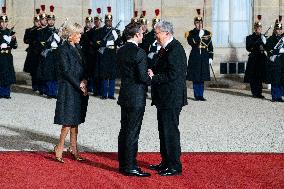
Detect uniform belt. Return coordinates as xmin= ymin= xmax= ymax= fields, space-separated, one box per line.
xmin=199 ymin=45 xmax=207 ymax=49
xmin=106 ymin=45 xmax=115 ymax=49
xmin=0 ymin=49 xmax=11 ymax=54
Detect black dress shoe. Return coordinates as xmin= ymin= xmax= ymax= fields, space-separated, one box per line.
xmin=100 ymin=96 xmax=107 ymax=100
xmin=158 ymin=168 xmax=181 ymax=176
xmin=1 ymin=96 xmax=11 ymax=99
xmin=119 ymin=168 xmax=151 ymax=177
xmin=148 ymin=163 xmax=167 ymax=171
xmin=253 ymin=95 xmax=265 ymax=99
xmin=198 ymin=96 xmax=207 ymax=101
xmin=272 ymin=98 xmax=284 ymax=102
xmin=108 ymin=96 xmax=116 ymax=100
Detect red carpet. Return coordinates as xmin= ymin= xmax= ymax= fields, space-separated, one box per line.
xmin=0 ymin=152 xmax=283 ymax=189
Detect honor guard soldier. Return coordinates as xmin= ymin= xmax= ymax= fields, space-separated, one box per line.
xmin=138 ymin=11 xmax=149 ymax=57
xmin=265 ymin=16 xmax=284 ymax=102
xmin=131 ymin=10 xmax=139 ymax=24
xmin=186 ymin=9 xmax=213 ymax=101
xmin=94 ymin=8 xmax=102 ymax=29
xmin=35 ymin=4 xmax=49 ymax=95
xmin=80 ymin=9 xmax=94 ymax=93
xmin=139 ymin=11 xmax=148 ymax=34
xmin=23 ymin=8 xmax=41 ymax=92
xmin=88 ymin=8 xmax=103 ymax=96
xmin=96 ymin=6 xmax=122 ymax=99
xmin=40 ymin=5 xmax=61 ymax=98
xmin=142 ymin=9 xmax=161 ymax=68
xmin=0 ymin=6 xmax=18 ymax=99
xmin=244 ymin=15 xmax=267 ymax=99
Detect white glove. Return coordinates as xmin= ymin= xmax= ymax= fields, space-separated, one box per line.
xmin=53 ymin=33 xmax=60 ymax=43
xmin=270 ymin=55 xmax=277 ymax=62
xmin=279 ymin=48 xmax=284 ymax=53
xmin=112 ymin=30 xmax=118 ymax=40
xmin=148 ymin=52 xmax=155 ymax=59
xmin=51 ymin=41 xmax=58 ymax=48
xmin=199 ymin=29 xmax=204 ymax=38
xmin=0 ymin=43 xmax=7 ymax=49
xmin=156 ymin=44 xmax=161 ymax=52
xmin=3 ymin=35 xmax=11 ymax=43
xmin=106 ymin=40 xmax=114 ymax=46
xmin=261 ymin=35 xmax=266 ymax=44
xmin=209 ymin=58 xmax=213 ymax=65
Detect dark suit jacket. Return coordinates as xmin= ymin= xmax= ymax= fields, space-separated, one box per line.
xmin=117 ymin=42 xmax=151 ymax=108
xmin=151 ymin=38 xmax=188 ymax=109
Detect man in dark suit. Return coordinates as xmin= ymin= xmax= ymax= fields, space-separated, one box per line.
xmin=148 ymin=20 xmax=188 ymax=176
xmin=117 ymin=22 xmax=152 ymax=177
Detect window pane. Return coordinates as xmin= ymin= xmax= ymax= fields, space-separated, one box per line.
xmin=213 ymin=0 xmax=229 ymax=21
xmin=93 ymin=0 xmax=133 ymax=31
xmin=230 ymin=21 xmax=249 ymax=44
xmin=231 ymin=0 xmax=251 ymax=21
xmin=212 ymin=21 xmax=229 ymax=47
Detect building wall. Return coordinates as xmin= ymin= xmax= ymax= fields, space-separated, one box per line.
xmin=4 ymin=0 xmax=284 ymax=76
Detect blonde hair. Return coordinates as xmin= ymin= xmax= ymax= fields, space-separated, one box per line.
xmin=59 ymin=22 xmax=83 ymax=40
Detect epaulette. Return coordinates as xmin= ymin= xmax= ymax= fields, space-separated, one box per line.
xmin=184 ymin=31 xmax=189 ymax=39
xmin=205 ymin=30 xmax=212 ymax=37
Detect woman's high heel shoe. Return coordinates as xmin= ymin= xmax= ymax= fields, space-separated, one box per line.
xmin=67 ymin=147 xmax=85 ymax=161
xmin=54 ymin=145 xmax=64 ymax=163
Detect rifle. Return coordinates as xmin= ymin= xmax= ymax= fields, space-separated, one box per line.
xmin=41 ymin=18 xmax=68 ymax=57
xmin=98 ymin=20 xmax=122 ymax=54
xmin=46 ymin=18 xmax=68 ymax=43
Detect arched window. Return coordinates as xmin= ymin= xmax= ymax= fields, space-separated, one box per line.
xmin=212 ymin=0 xmax=252 ymax=47
xmin=92 ymin=0 xmax=133 ymax=31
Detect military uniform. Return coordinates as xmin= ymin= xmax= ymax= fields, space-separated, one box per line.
xmin=0 ymin=7 xmax=18 ymax=99
xmin=186 ymin=9 xmax=213 ymax=101
xmin=96 ymin=7 xmax=122 ymax=99
xmin=244 ymin=15 xmax=267 ymax=98
xmin=34 ymin=5 xmax=49 ymax=95
xmin=141 ymin=9 xmax=161 ymax=69
xmin=37 ymin=5 xmax=61 ymax=98
xmin=23 ymin=9 xmax=41 ymax=86
xmin=265 ymin=17 xmax=284 ymax=102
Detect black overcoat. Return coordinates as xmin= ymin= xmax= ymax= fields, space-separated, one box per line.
xmin=41 ymin=26 xmax=59 ymax=81
xmin=186 ymin=28 xmax=213 ymax=82
xmin=244 ymin=33 xmax=267 ymax=83
xmin=265 ymin=34 xmax=284 ymax=85
xmin=0 ymin=28 xmax=17 ymax=86
xmin=96 ymin=25 xmax=121 ymax=79
xmin=54 ymin=41 xmax=89 ymax=125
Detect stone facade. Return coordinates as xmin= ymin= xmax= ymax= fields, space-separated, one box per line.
xmin=3 ymin=0 xmax=284 ymax=76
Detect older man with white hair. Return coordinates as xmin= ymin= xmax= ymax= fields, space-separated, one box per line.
xmin=148 ymin=20 xmax=188 ymax=176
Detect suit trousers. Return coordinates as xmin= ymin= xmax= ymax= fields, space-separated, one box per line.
xmin=157 ymin=107 xmax=182 ymax=172
xmin=118 ymin=106 xmax=145 ymax=170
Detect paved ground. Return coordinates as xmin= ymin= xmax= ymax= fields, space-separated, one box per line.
xmin=0 ymin=84 xmax=283 ymax=153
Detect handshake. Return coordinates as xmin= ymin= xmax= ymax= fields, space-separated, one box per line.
xmin=148 ymin=69 xmax=154 ymax=79
xmin=80 ymin=80 xmax=88 ymax=96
